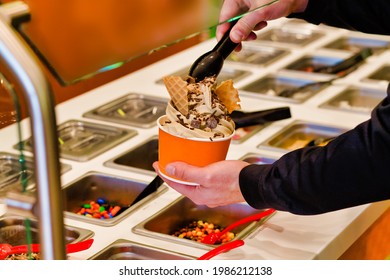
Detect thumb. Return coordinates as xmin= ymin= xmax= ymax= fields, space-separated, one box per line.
xmin=166 ymin=162 xmax=204 ymax=184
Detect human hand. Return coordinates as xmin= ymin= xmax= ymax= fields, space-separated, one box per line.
xmin=217 ymin=0 xmax=308 ymax=49
xmin=152 ymin=160 xmax=250 ymax=208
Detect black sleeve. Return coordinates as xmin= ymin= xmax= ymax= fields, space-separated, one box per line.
xmin=239 ymin=84 xmax=390 ymax=215
xmin=289 ymin=0 xmax=390 ymax=35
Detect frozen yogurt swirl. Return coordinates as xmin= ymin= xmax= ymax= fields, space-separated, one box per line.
xmin=161 ymin=76 xmax=235 ymax=139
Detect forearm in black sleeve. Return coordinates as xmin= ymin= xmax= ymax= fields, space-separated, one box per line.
xmin=239 ymin=85 xmax=390 ymax=215
xmin=290 ymin=0 xmax=390 ymax=35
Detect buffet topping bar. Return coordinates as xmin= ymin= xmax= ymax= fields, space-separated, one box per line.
xmin=1 ymin=18 xmax=390 ymax=260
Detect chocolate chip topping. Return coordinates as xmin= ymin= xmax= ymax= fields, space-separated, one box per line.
xmin=206 ymin=117 xmax=218 ymax=129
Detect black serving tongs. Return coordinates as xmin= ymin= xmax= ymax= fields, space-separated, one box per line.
xmin=188 ymin=1 xmax=282 ymax=81
xmin=129 ymin=175 xmax=164 ymax=207
xmin=189 ymin=20 xmax=239 ymax=82
xmin=315 ymin=48 xmax=373 ymax=75
xmin=231 ymin=106 xmax=291 ymax=128
xmin=278 ymin=48 xmax=373 ymax=98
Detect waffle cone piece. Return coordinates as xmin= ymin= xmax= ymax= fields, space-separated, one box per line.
xmin=215 ymin=79 xmax=241 ymax=113
xmin=163 ymin=76 xmax=189 ymax=115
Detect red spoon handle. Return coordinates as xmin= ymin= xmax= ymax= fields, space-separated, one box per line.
xmin=9 ymin=244 xmax=40 ymax=254
xmin=221 ymin=208 xmax=275 ymax=236
xmin=10 ymin=238 xmax=94 ymax=255
xmin=197 ymin=240 xmax=244 ymax=260
xmin=66 ymin=238 xmax=94 ymax=253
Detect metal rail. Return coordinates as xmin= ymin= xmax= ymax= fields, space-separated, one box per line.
xmin=0 ymin=1 xmax=66 ymax=259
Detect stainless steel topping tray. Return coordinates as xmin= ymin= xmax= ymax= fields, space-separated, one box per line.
xmin=320 ymin=86 xmax=385 ymax=114
xmin=227 ymin=45 xmax=289 ymax=66
xmin=104 ymin=136 xmax=158 ymax=175
xmin=0 ymin=214 xmax=94 ymax=246
xmin=16 ymin=120 xmax=137 ymax=162
xmin=155 ymin=66 xmax=251 ymax=84
xmin=83 ymin=93 xmax=167 ymax=128
xmin=363 ymin=65 xmax=390 ymax=82
xmin=232 ymin=125 xmax=265 ymax=144
xmin=259 ymin=120 xmax=347 ymax=152
xmin=0 ymin=153 xmax=34 ymax=195
xmin=63 ymin=171 xmax=167 ymax=227
xmin=89 ymin=239 xmax=194 ymax=260
xmin=255 ymin=27 xmax=323 ymax=46
xmin=241 ymin=74 xmax=327 ymax=103
xmin=285 ymin=54 xmax=344 ymax=73
xmin=132 ymin=196 xmax=274 ymax=250
xmin=240 ymin=153 xmax=277 ymax=165
xmin=323 ymin=36 xmax=390 ymax=54
xmin=0 ymin=152 xmax=71 ymax=196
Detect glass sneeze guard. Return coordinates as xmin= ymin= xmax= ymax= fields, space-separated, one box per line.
xmin=13 ymin=0 xmax=279 ymax=85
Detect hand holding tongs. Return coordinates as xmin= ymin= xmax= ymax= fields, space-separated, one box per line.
xmin=188 ymin=0 xmax=281 ymax=81
xmin=189 ymin=20 xmax=239 ymax=81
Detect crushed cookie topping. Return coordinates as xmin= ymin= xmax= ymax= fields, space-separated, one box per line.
xmin=163 ymin=74 xmax=236 ymax=138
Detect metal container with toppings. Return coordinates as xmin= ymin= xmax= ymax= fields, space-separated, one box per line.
xmin=16 ymin=120 xmax=137 ymax=162
xmin=83 ymin=93 xmax=167 ymax=128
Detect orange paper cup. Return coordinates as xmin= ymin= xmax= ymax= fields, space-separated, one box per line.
xmin=157 ymin=115 xmax=234 ymax=184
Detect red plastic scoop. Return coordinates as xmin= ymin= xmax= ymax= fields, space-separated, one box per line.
xmin=0 ymin=238 xmax=94 ymax=260
xmin=201 ymin=208 xmax=275 ymax=245
xmin=197 ymin=239 xmax=245 ymax=260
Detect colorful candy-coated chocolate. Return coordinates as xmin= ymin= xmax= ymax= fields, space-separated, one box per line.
xmin=75 ymin=199 xmax=124 ymax=219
